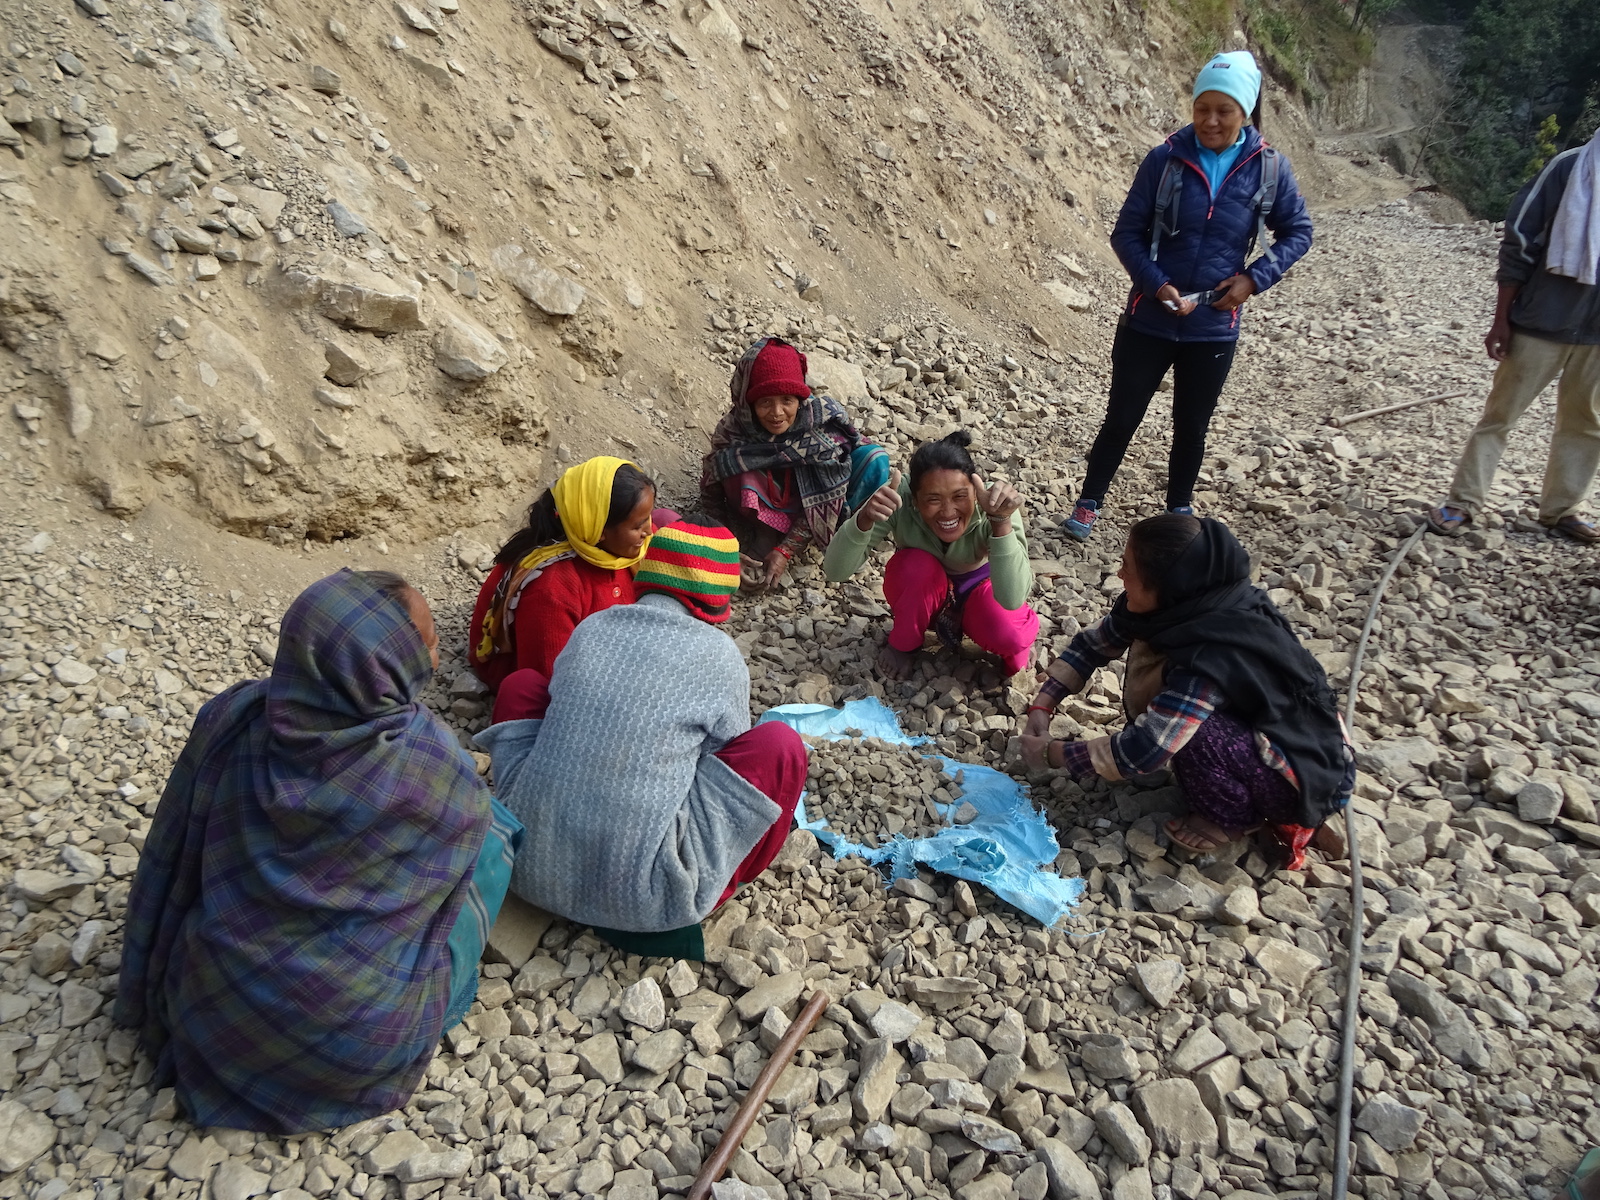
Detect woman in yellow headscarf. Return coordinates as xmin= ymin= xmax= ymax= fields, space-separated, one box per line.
xmin=469 ymin=458 xmax=659 ymax=692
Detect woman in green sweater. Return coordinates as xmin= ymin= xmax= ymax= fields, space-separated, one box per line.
xmin=824 ymin=431 xmax=1039 ymax=679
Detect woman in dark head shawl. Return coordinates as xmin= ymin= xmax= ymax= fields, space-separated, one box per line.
xmin=700 ymin=337 xmax=889 ymax=591
xmin=1020 ymin=514 xmax=1352 ymax=868
xmin=115 ymin=569 xmax=522 ymax=1133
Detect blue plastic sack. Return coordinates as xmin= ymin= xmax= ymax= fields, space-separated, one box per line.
xmin=758 ymin=698 xmax=1085 ymax=928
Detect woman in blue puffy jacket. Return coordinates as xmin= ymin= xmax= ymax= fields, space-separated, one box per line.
xmin=1064 ymin=52 xmax=1314 ymax=541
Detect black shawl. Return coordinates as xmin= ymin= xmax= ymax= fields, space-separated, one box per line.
xmin=1112 ymin=518 xmax=1348 ymax=828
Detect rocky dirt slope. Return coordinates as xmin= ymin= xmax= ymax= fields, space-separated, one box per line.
xmin=0 ymin=0 xmax=1396 ymax=545
xmin=4 ymin=1 xmax=1600 ymax=1200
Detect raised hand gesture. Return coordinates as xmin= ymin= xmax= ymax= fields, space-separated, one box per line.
xmin=972 ymin=474 xmax=1022 ymax=533
xmin=855 ymin=468 xmax=903 ymax=531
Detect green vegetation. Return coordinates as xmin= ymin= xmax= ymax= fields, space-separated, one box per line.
xmin=1165 ymin=0 xmax=1376 ymax=107
xmin=1173 ymin=0 xmax=1233 ymax=60
xmin=1426 ymin=0 xmax=1600 ymax=219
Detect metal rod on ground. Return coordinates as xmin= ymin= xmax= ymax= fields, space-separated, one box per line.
xmin=1331 ymin=521 xmax=1428 ymax=1200
xmin=687 ymin=988 xmax=833 ymax=1200
xmin=1330 ymin=390 xmax=1468 ymax=428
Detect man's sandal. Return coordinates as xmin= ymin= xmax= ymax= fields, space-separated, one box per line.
xmin=1544 ymin=515 xmax=1600 ymax=545
xmin=1426 ymin=505 xmax=1471 ymax=537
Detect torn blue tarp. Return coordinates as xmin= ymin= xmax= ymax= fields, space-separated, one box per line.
xmin=758 ymin=698 xmax=1085 ymax=928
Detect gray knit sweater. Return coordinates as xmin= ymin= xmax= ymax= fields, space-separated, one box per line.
xmin=474 ymin=593 xmax=779 ymax=932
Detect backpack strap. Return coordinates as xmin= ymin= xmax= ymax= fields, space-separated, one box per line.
xmin=1248 ymin=146 xmax=1282 ymax=266
xmin=1147 ymin=155 xmax=1184 ymax=262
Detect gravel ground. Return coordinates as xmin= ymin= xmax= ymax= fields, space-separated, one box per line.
xmin=2 ymin=201 xmax=1599 ymax=1200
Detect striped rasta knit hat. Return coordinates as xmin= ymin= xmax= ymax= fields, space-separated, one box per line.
xmin=634 ymin=518 xmax=742 ymax=624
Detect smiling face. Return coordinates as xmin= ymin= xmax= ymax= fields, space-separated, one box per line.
xmin=1193 ymin=90 xmax=1247 ymax=152
xmin=752 ymin=393 xmax=801 ymax=435
xmin=598 ymin=488 xmax=656 ymax=559
xmin=915 ymin=468 xmax=977 ymax=543
xmin=1117 ymin=543 xmax=1161 ymax=614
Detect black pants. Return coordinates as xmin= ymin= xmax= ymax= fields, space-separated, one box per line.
xmin=1080 ymin=322 xmax=1239 ymax=509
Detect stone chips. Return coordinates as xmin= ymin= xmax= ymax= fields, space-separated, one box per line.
xmin=803 ymin=735 xmax=967 ymax=847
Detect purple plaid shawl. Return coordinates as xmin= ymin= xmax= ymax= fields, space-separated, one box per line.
xmin=114 ymin=570 xmax=490 ymax=1133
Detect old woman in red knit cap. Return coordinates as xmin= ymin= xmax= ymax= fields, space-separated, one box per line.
xmin=701 ymin=338 xmax=888 ymax=591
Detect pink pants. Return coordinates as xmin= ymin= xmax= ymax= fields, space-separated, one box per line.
xmin=492 ymin=670 xmax=805 ymax=901
xmin=883 ymin=547 xmax=1040 ymax=676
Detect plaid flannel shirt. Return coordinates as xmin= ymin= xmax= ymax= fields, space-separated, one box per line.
xmin=1043 ymin=614 xmax=1299 ymax=784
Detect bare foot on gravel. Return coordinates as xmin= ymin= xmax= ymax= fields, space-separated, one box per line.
xmin=876 ymin=643 xmax=915 ymax=680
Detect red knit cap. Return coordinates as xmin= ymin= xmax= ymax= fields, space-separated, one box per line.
xmin=745 ymin=341 xmax=811 ymax=404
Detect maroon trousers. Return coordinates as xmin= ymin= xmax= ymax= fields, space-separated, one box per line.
xmin=493 ymin=669 xmax=805 ymax=902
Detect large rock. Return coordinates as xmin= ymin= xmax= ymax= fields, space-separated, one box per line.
xmin=188 ymin=0 xmax=237 ymax=57
xmin=11 ymin=869 xmax=89 ymax=902
xmin=632 ymin=1029 xmax=688 ymax=1075
xmin=905 ymin=976 xmax=983 ymax=1008
xmin=195 ymin=320 xmax=273 ymax=398
xmin=433 ymin=311 xmax=507 ymax=381
xmin=366 ymin=1130 xmax=428 ymax=1175
xmin=285 ymin=255 xmax=425 ymax=332
xmin=689 ymin=0 xmax=742 ymax=45
xmin=211 ymin=1160 xmax=269 ymax=1200
xmin=1461 ymin=807 xmax=1554 ymax=849
xmin=1094 ymin=1102 xmax=1151 ymax=1164
xmin=734 ymin=971 xmax=804 ymax=1021
xmin=493 ymin=245 xmax=585 ymax=316
xmin=1078 ymin=1033 xmax=1138 ymax=1080
xmin=1169 ymin=1026 xmax=1227 ymax=1074
xmin=1488 ymin=927 xmax=1562 ymax=974
xmin=484 ymin=895 xmax=552 ymax=970
xmin=852 ymin=1037 xmax=904 ymax=1123
xmin=0 ymin=1100 xmax=56 ymax=1173
xmin=395 ymin=1149 xmax=471 ymax=1183
xmin=1043 ymin=280 xmax=1094 ymax=313
xmin=1247 ymin=938 xmax=1321 ymax=990
xmin=1353 ymin=735 xmax=1439 ymax=786
xmin=1386 ymin=972 xmax=1490 ymax=1072
xmin=807 ymin=352 xmax=870 ymax=409
xmin=323 ymin=338 xmax=371 ymax=385
xmin=1132 ymin=960 xmax=1185 ymax=1008
xmin=510 ymin=955 xmax=563 ymax=1000
xmin=1131 ymin=1078 xmax=1219 ymax=1158
xmin=168 ymin=1135 xmax=226 ymax=1181
xmin=575 ymin=1032 xmax=624 ymax=1084
xmin=619 ymin=977 xmax=667 ymax=1030
xmin=1034 ymin=1138 xmax=1099 ymax=1200
xmin=1355 ymin=1094 xmax=1425 ymax=1152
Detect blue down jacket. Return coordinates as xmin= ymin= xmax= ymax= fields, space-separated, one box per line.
xmin=1110 ymin=123 xmax=1314 ymax=343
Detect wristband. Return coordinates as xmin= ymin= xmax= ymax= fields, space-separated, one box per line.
xmin=1026 ymin=704 xmax=1052 ymax=714
xmin=775 ymin=545 xmax=794 ymax=560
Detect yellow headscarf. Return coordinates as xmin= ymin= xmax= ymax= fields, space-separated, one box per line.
xmin=475 ymin=456 xmax=651 ymax=661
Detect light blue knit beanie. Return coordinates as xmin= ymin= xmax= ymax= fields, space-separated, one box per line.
xmin=1193 ymin=51 xmax=1262 ymax=116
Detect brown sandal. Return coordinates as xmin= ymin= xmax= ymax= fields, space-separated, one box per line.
xmin=1165 ymin=814 xmax=1254 ymax=854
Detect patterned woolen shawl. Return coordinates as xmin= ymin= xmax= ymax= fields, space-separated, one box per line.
xmin=114 ymin=570 xmax=490 ymax=1133
xmin=701 ymin=336 xmax=866 ymax=546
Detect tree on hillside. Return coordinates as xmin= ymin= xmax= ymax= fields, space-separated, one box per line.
xmin=1427 ymin=0 xmax=1600 ymax=218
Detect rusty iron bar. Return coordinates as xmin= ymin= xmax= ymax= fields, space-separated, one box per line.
xmin=686 ymin=988 xmax=833 ymax=1200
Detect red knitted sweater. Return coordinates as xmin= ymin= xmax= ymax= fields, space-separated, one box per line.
xmin=468 ymin=557 xmax=637 ymax=690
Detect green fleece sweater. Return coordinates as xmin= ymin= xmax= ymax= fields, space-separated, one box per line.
xmin=823 ymin=477 xmax=1033 ymax=609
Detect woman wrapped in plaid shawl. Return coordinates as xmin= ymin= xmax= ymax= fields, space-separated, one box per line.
xmin=700 ymin=337 xmax=888 ymax=591
xmin=1019 ymin=515 xmax=1353 ymax=869
xmin=115 ymin=569 xmax=521 ymax=1133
